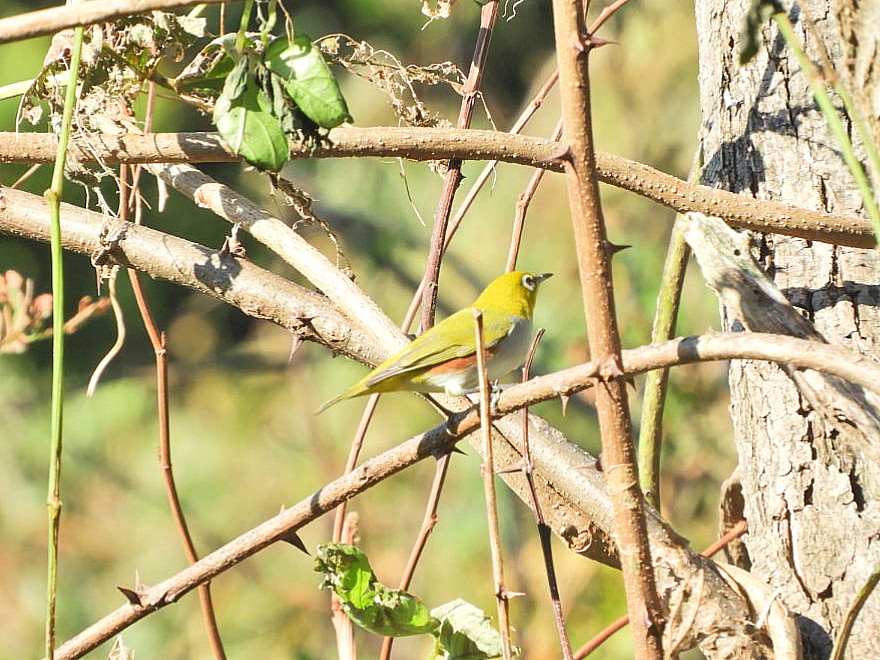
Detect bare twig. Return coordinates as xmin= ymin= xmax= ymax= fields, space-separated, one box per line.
xmin=329 ymin=395 xmax=379 ymax=660
xmin=638 ymin=151 xmax=701 ymax=505
xmin=444 ymin=0 xmax=631 ymax=260
xmin=831 ymin=563 xmax=880 ymax=660
xmin=378 ymin=451 xmax=452 ymax=660
xmin=121 ymin=158 xmax=227 ymax=660
xmin=43 ymin=24 xmax=84 ymax=660
xmin=419 ymin=0 xmax=500 ymax=330
xmin=518 ymin=329 xmax=574 ymax=659
xmin=508 ymin=120 xmax=563 ymax=271
xmin=474 ymin=310 xmax=514 ymax=659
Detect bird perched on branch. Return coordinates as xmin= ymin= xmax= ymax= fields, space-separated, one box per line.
xmin=318 ymin=270 xmax=552 ymax=412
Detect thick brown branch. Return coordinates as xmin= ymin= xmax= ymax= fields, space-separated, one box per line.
xmin=0 ymin=129 xmax=871 ymax=247
xmin=0 ymin=185 xmax=377 ymax=365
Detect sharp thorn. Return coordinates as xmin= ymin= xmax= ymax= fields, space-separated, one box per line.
xmin=588 ymin=36 xmax=618 ymax=49
xmin=279 ymin=529 xmax=310 ymax=555
xmin=117 ymin=586 xmax=142 ymax=607
xmin=538 ymin=144 xmax=572 ymax=166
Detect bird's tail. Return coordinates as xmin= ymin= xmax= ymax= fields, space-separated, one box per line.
xmin=316 ymin=381 xmax=367 ymax=414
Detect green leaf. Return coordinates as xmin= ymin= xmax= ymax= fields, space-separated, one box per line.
xmin=263 ymin=33 xmax=353 ymax=128
xmin=431 ymin=599 xmax=507 ymax=660
xmin=213 ymin=57 xmax=289 ymax=171
xmin=173 ymin=33 xmax=253 ymax=100
xmin=315 ymin=544 xmax=439 ymax=637
xmin=739 ymin=0 xmax=785 ymax=65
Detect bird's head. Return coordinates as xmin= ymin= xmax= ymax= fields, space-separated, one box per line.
xmin=472 ymin=270 xmax=553 ymax=319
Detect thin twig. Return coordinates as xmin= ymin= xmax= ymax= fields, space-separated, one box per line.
xmin=419 ymin=0 xmax=500 ymax=330
xmin=331 ymin=395 xmax=381 ymax=540
xmin=473 ymin=310 xmax=514 ymax=659
xmin=329 ymin=394 xmax=380 ymax=660
xmin=331 ymin=514 xmax=360 ymax=660
xmin=124 ymin=160 xmax=228 ymax=660
xmin=797 ymin=2 xmax=880 ymax=217
xmin=772 ymin=11 xmax=880 ymax=243
xmin=507 ymin=121 xmax=564 ymax=271
xmin=86 ymin=271 xmax=124 ymax=397
xmin=379 ymin=452 xmax=452 ymax=660
xmin=518 ymin=329 xmax=574 ymax=659
xmin=43 ymin=24 xmax=84 ymax=660
xmin=830 ymin=563 xmax=880 ymax=660
xmin=445 ymin=0 xmax=631 ymax=259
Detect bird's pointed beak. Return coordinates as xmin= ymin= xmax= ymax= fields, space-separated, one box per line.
xmin=536 ymin=272 xmax=553 ymax=283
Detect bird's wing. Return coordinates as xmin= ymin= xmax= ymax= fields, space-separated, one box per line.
xmin=364 ymin=309 xmax=516 ymax=387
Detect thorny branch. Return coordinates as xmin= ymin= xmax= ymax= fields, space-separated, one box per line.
xmin=0 ymin=129 xmax=872 ymax=248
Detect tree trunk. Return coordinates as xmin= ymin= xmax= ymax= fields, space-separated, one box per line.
xmin=695 ymin=0 xmax=880 ymax=657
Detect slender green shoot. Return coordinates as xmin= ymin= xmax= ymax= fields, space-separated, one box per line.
xmin=637 ymin=221 xmax=691 ymax=507
xmin=43 ymin=25 xmax=85 ymax=660
xmin=830 ymin=564 xmax=880 ymax=660
xmin=774 ymin=13 xmax=880 ymax=245
xmin=235 ymin=1 xmax=254 ymax=54
xmin=638 ymin=152 xmax=701 ymax=507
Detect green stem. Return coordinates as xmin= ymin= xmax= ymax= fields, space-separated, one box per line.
xmin=774 ymin=13 xmax=880 ymax=245
xmin=830 ymin=564 xmax=880 ymax=660
xmin=830 ymin=78 xmax=880 ymax=208
xmin=234 ymin=0 xmax=254 ymax=54
xmin=638 ymin=150 xmax=700 ymax=507
xmin=43 ymin=24 xmax=85 ymax=660
xmin=259 ymin=0 xmax=277 ymax=47
xmin=637 ymin=221 xmax=691 ymax=507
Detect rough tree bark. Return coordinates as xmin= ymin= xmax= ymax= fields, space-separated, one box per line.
xmin=696 ymin=0 xmax=880 ymax=657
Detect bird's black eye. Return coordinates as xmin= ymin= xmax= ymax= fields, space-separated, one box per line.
xmin=522 ymin=274 xmax=535 ymax=291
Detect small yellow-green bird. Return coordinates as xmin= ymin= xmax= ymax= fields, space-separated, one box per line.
xmin=319 ymin=270 xmax=552 ymax=411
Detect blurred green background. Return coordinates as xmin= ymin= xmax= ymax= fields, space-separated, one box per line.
xmin=0 ymin=0 xmax=733 ymax=657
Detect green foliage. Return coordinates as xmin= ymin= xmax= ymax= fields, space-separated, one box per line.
xmin=316 ymin=543 xmax=440 ymax=637
xmin=431 ymin=599 xmax=507 ymax=660
xmin=179 ymin=20 xmax=352 ymax=171
xmin=316 ymin=544 xmax=509 ymax=658
xmin=264 ymin=34 xmax=353 ymax=129
xmin=173 ymin=33 xmax=241 ymax=99
xmin=213 ymin=55 xmax=290 ymax=172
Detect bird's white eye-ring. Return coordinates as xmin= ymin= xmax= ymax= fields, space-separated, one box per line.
xmin=521 ymin=274 xmax=536 ymax=291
